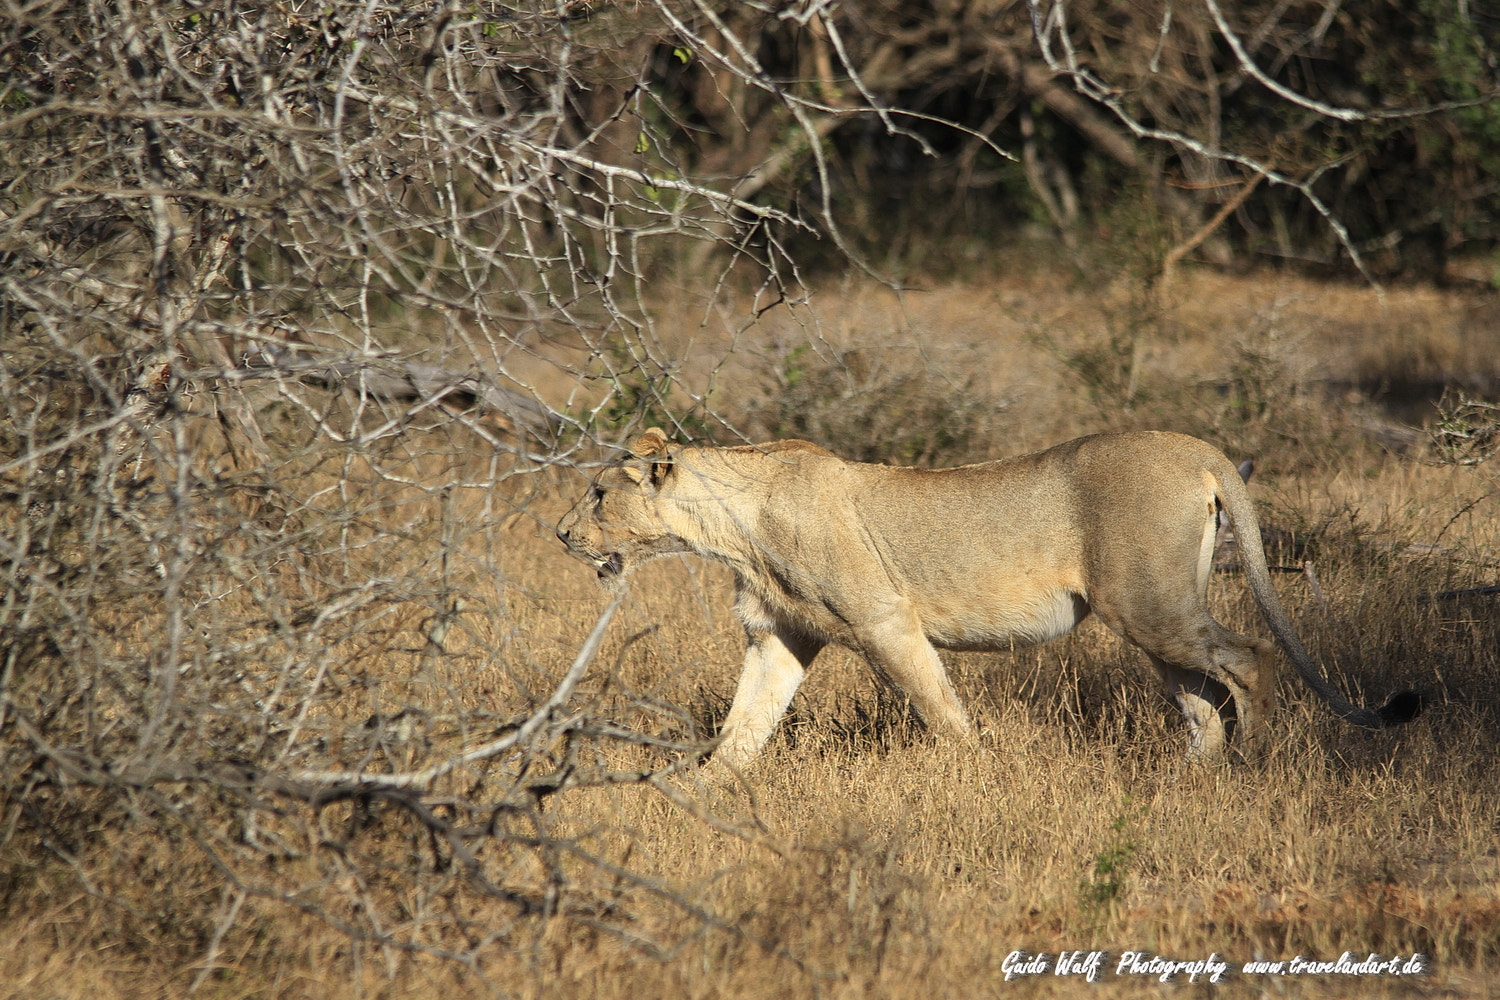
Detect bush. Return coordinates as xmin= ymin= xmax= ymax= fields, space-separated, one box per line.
xmin=739 ymin=340 xmax=1009 ymax=467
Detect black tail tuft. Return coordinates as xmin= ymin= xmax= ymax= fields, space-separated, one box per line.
xmin=1377 ymin=690 xmax=1425 ymax=727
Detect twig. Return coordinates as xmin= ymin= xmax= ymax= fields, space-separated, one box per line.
xmin=1303 ymin=560 xmax=1329 ymax=616
xmin=1161 ymin=171 xmax=1266 ymax=288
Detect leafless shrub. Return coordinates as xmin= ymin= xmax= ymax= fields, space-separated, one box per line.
xmin=0 ymin=339 xmax=762 ymax=975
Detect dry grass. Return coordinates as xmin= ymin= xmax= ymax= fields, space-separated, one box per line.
xmin=5 ymin=267 xmax=1500 ymax=998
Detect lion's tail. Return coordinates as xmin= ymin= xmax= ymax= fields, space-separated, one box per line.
xmin=1211 ymin=464 xmax=1423 ymax=729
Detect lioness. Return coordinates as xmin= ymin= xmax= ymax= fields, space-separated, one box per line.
xmin=556 ymin=429 xmax=1420 ymax=763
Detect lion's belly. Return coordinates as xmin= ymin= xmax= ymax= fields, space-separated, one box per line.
xmin=918 ymin=587 xmax=1091 ymax=651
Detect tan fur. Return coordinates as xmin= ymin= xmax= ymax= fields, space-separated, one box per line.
xmin=556 ymin=429 xmax=1415 ymax=764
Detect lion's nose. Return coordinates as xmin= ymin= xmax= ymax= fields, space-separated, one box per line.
xmin=556 ymin=525 xmax=571 ymax=545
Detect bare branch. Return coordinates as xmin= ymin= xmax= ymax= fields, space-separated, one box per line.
xmin=1202 ymin=0 xmax=1500 ymax=122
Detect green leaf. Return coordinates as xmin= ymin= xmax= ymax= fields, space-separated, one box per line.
xmin=634 ymin=132 xmax=650 ymax=155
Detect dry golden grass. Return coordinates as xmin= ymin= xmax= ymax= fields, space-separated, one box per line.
xmin=4 ymin=267 xmax=1500 ymax=998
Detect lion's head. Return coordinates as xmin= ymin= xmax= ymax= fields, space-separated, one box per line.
xmin=556 ymin=427 xmax=687 ymax=583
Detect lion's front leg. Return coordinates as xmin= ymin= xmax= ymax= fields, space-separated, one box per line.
xmin=715 ymin=623 xmax=825 ymax=766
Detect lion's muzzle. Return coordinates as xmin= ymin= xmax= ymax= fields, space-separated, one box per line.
xmin=556 ymin=521 xmax=623 ymax=580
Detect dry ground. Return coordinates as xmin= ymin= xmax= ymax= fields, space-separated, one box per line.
xmin=4 ymin=264 xmax=1500 ymax=998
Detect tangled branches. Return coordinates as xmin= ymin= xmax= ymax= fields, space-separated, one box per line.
xmin=1 ymin=0 xmax=822 ymax=983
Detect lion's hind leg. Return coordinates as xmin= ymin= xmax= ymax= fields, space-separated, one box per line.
xmin=1207 ymin=626 xmax=1277 ymax=755
xmin=1150 ymin=658 xmax=1232 ymax=760
xmin=1136 ymin=624 xmax=1276 ymax=761
xmin=853 ymin=601 xmax=976 ymax=744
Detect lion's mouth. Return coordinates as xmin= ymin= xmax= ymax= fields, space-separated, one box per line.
xmin=596 ymin=553 xmax=624 ymax=579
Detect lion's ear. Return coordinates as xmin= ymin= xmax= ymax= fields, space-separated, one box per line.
xmin=630 ymin=427 xmax=670 ymax=458
xmin=628 ymin=427 xmax=674 ymax=488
